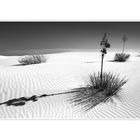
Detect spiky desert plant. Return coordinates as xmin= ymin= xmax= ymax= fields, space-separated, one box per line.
xmin=18 ymin=54 xmax=46 ymax=65
xmin=114 ymin=35 xmax=130 ymax=62
xmin=68 ymin=72 xmax=127 ymax=111
xmin=100 ymin=33 xmax=111 ymax=85
xmin=114 ymin=53 xmax=130 ymax=62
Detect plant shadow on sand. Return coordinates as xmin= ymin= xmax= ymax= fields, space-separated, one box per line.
xmin=84 ymin=61 xmax=96 ymax=63
xmin=0 ymin=91 xmax=74 ymax=107
xmin=0 ymin=95 xmax=39 ymax=106
xmin=12 ymin=63 xmax=42 ymax=66
xmin=12 ymin=64 xmax=29 ymax=66
xmin=107 ymin=60 xmax=130 ymax=63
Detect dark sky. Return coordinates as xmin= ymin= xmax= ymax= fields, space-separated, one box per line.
xmin=0 ymin=22 xmax=140 ymax=55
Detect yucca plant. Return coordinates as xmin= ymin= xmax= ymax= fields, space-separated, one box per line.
xmin=18 ymin=54 xmax=46 ymax=65
xmin=68 ymin=33 xmax=127 ymax=111
xmin=114 ymin=53 xmax=130 ymax=62
xmin=114 ymin=35 xmax=130 ymax=62
xmin=68 ymin=72 xmax=127 ymax=111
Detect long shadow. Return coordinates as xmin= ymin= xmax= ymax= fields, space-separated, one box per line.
xmin=107 ymin=60 xmax=129 ymax=63
xmin=0 ymin=91 xmax=74 ymax=107
xmin=0 ymin=95 xmax=38 ymax=106
xmin=12 ymin=63 xmax=46 ymax=66
xmin=107 ymin=60 xmax=120 ymax=62
xmin=84 ymin=62 xmax=96 ymax=63
xmin=12 ymin=64 xmax=28 ymax=66
xmin=12 ymin=64 xmax=35 ymax=66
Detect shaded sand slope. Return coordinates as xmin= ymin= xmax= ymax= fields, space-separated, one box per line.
xmin=0 ymin=52 xmax=140 ymax=119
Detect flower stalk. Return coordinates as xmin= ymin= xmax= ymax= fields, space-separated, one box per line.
xmin=100 ymin=33 xmax=111 ymax=86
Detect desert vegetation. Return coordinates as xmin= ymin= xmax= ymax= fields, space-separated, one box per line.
xmin=114 ymin=35 xmax=130 ymax=62
xmin=68 ymin=33 xmax=127 ymax=111
xmin=18 ymin=54 xmax=46 ymax=65
xmin=68 ymin=72 xmax=127 ymax=111
xmin=114 ymin=53 xmax=130 ymax=62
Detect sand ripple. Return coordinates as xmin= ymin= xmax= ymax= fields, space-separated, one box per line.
xmin=0 ymin=52 xmax=140 ymax=119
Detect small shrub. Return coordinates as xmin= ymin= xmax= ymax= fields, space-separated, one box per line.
xmin=18 ymin=54 xmax=46 ymax=65
xmin=114 ymin=53 xmax=130 ymax=62
xmin=68 ymin=72 xmax=127 ymax=111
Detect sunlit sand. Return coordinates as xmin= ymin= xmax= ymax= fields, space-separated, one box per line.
xmin=0 ymin=51 xmax=139 ymax=119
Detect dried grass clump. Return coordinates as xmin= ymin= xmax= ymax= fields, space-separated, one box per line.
xmin=18 ymin=54 xmax=46 ymax=65
xmin=68 ymin=72 xmax=127 ymax=111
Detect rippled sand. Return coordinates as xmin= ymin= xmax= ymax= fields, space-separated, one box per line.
xmin=0 ymin=52 xmax=140 ymax=119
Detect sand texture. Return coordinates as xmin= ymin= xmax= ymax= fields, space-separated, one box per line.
xmin=0 ymin=52 xmax=140 ymax=119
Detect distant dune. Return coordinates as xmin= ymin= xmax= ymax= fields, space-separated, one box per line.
xmin=0 ymin=52 xmax=140 ymax=119
xmin=1 ymin=48 xmax=137 ymax=56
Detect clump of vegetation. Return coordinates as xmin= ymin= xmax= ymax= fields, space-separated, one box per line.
xmin=68 ymin=33 xmax=127 ymax=111
xmin=114 ymin=53 xmax=130 ymax=62
xmin=68 ymin=72 xmax=127 ymax=111
xmin=18 ymin=54 xmax=46 ymax=65
xmin=114 ymin=35 xmax=130 ymax=62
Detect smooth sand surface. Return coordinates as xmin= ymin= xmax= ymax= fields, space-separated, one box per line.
xmin=0 ymin=52 xmax=140 ymax=119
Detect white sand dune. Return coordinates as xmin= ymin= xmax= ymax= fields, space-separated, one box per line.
xmin=0 ymin=52 xmax=140 ymax=119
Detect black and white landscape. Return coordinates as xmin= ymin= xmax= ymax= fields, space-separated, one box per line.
xmin=0 ymin=22 xmax=140 ymax=119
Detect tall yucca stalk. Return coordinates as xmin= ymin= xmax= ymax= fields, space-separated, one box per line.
xmin=100 ymin=33 xmax=111 ymax=85
xmin=122 ymin=35 xmax=128 ymax=54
